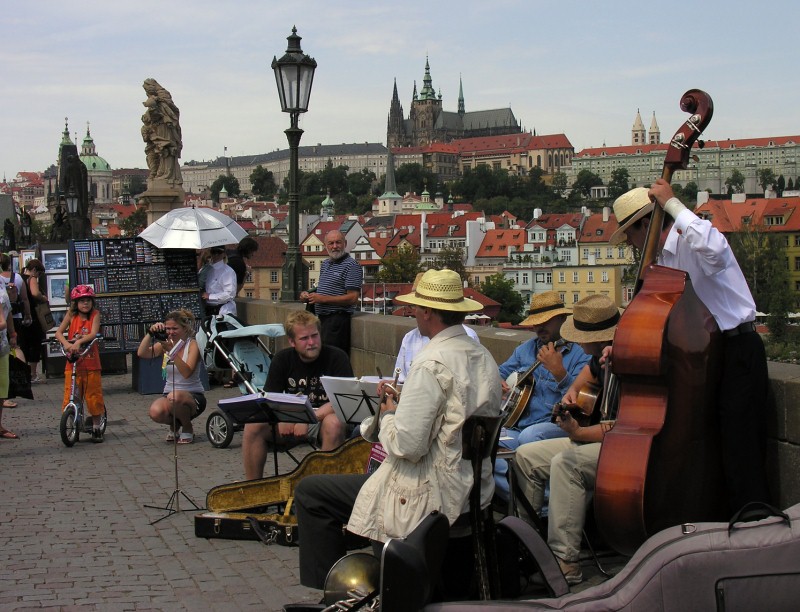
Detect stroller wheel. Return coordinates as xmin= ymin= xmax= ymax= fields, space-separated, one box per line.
xmin=206 ymin=410 xmax=235 ymax=448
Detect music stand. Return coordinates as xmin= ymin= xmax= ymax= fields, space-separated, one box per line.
xmin=145 ymin=355 xmax=203 ymax=524
xmin=216 ymin=392 xmax=318 ymax=475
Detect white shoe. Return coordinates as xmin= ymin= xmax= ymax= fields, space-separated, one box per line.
xmin=557 ymin=557 xmax=583 ymax=585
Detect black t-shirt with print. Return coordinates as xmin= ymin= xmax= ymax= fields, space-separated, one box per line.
xmin=264 ymin=344 xmax=353 ymax=408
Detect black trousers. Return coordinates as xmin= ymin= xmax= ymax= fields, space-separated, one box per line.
xmin=295 ymin=473 xmax=370 ymax=589
xmin=719 ymin=331 xmax=770 ymax=513
xmin=319 ymin=312 xmax=352 ymax=356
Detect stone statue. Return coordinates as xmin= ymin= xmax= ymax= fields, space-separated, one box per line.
xmin=141 ymin=78 xmax=183 ymax=189
xmin=2 ymin=218 xmax=16 ymax=252
xmin=49 ymin=203 xmax=69 ymax=242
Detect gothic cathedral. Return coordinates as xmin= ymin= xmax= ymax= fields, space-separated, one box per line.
xmin=387 ymin=58 xmax=522 ymax=148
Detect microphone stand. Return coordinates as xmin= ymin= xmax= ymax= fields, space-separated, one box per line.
xmin=145 ymin=340 xmax=202 ymax=524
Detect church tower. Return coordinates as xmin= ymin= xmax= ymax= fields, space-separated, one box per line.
xmin=632 ymin=109 xmax=646 ymax=146
xmin=412 ymin=57 xmax=442 ymax=146
xmin=79 ymin=123 xmax=113 ymax=205
xmin=387 ymin=79 xmax=409 ymax=149
xmin=648 ymin=111 xmax=661 ymax=145
xmin=377 ymin=149 xmax=403 ymax=215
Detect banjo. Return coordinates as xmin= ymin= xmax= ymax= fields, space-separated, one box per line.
xmin=501 ymin=338 xmax=570 ymax=428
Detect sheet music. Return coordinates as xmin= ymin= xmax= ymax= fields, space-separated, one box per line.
xmin=321 ymin=376 xmax=392 ymax=425
xmin=217 ymin=392 xmax=317 ymax=424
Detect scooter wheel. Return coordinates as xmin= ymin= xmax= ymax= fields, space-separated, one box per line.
xmin=60 ymin=404 xmax=80 ymax=447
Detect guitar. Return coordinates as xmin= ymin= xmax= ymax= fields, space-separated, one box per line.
xmin=550 ymin=382 xmax=598 ymax=428
xmin=501 ymin=338 xmax=570 ymax=428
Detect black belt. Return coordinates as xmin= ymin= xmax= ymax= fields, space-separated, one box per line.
xmin=723 ymin=321 xmax=756 ymax=337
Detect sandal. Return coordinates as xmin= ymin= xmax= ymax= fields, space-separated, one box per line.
xmin=177 ymin=432 xmax=194 ymax=444
xmin=0 ymin=428 xmax=19 ymax=439
xmin=166 ymin=430 xmax=177 ymax=442
xmin=3 ymin=400 xmax=18 ymax=408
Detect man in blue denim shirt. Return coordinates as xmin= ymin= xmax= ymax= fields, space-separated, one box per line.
xmin=494 ymin=291 xmax=591 ymax=500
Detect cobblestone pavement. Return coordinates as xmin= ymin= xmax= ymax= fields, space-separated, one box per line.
xmin=0 ymin=365 xmax=319 ymax=611
xmin=1 ymin=362 xmax=628 ymax=611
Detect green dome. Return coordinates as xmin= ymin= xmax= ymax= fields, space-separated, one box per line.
xmin=80 ymin=154 xmax=111 ymax=171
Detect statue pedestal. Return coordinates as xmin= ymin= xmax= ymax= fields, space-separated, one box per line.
xmin=139 ymin=184 xmax=185 ymax=225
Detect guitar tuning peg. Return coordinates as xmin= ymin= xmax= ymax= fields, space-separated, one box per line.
xmin=697 ymin=139 xmax=706 ymax=149
xmin=691 ymin=154 xmax=700 ymax=163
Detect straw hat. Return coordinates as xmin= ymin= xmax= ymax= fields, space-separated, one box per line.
xmin=394 ymin=269 xmax=482 ymax=312
xmin=560 ymin=294 xmax=620 ymax=343
xmin=609 ymin=187 xmax=655 ymax=246
xmin=519 ymin=291 xmax=572 ymax=327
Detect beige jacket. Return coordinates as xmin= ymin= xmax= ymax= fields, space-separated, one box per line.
xmin=348 ymin=325 xmax=502 ymax=542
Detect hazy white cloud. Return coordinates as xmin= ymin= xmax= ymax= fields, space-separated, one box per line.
xmin=2 ymin=0 xmax=799 ymax=178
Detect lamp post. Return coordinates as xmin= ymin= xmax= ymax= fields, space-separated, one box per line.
xmin=272 ymin=26 xmax=317 ymax=301
xmin=20 ymin=208 xmax=32 ymax=247
xmin=65 ymin=187 xmax=79 ymax=240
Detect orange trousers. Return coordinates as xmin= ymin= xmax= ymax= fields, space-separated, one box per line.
xmin=62 ymin=370 xmax=104 ymax=416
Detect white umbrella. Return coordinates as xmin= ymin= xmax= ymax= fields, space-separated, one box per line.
xmin=139 ymin=206 xmax=248 ymax=250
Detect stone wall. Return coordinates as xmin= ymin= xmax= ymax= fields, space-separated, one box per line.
xmin=238 ymin=299 xmax=800 ymax=510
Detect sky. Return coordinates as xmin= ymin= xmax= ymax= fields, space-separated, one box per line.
xmin=2 ymin=0 xmax=798 ymax=181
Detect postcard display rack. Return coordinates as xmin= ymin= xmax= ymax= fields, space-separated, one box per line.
xmin=68 ymin=238 xmax=202 ymax=389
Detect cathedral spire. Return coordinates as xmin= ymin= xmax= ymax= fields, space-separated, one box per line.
xmin=648 ymin=111 xmax=661 ymax=144
xmin=631 ymin=108 xmax=646 ymax=146
xmin=419 ymin=56 xmax=436 ymax=100
xmin=458 ymin=74 xmax=465 ymax=116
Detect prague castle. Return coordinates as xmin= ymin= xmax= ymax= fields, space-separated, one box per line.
xmin=387 ymin=58 xmax=522 ymax=148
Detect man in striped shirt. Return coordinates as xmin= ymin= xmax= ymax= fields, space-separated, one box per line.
xmin=301 ymin=230 xmax=362 ymax=355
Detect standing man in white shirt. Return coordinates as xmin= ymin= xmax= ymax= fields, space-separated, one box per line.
xmin=201 ymin=247 xmax=237 ymax=316
xmin=611 ymin=182 xmax=770 ymax=513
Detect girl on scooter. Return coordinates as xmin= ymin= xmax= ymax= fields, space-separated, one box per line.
xmin=55 ymin=285 xmax=104 ymax=442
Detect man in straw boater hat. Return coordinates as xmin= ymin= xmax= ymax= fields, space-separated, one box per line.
xmin=610 ymin=180 xmax=769 ymax=515
xmin=493 ymin=291 xmax=591 ymax=502
xmin=294 ymin=269 xmax=502 ymax=592
xmin=513 ymin=294 xmax=621 ymax=585
xmin=393 ymin=272 xmax=480 ymax=381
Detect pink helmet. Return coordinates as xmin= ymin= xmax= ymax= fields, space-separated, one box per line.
xmin=70 ymin=285 xmax=95 ymax=300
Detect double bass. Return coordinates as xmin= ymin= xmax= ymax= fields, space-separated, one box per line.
xmin=594 ymin=90 xmax=726 ymax=555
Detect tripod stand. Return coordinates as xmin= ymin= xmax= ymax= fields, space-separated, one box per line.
xmin=145 ymin=353 xmax=203 ymax=524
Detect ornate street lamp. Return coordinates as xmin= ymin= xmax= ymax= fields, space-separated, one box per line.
xmin=272 ymin=26 xmax=316 ymax=301
xmin=65 ymin=187 xmax=79 ymax=239
xmin=20 ymin=208 xmax=32 ymax=246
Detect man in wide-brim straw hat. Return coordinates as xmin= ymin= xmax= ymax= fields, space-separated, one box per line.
xmin=493 ymin=291 xmax=591 ymax=502
xmin=294 ymin=269 xmax=502 ymax=593
xmin=393 ymin=271 xmax=480 ymax=381
xmin=514 ymin=293 xmax=621 ymax=585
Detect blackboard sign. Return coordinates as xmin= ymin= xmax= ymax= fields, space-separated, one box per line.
xmin=69 ymin=238 xmax=201 ymax=352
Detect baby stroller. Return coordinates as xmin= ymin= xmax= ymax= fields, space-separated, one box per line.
xmin=198 ymin=314 xmax=286 ymax=448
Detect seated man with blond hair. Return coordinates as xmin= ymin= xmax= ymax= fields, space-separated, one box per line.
xmin=241 ymin=310 xmax=353 ymax=480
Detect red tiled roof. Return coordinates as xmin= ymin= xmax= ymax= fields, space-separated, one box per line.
xmin=695 ymin=197 xmax=800 ymax=233
xmin=249 ymin=236 xmax=287 ymax=268
xmin=526 ymin=213 xmax=584 ymax=230
xmin=476 ymin=229 xmax=527 ymax=257
xmin=575 ymin=135 xmax=800 ymax=158
xmin=578 ymin=211 xmax=620 ymax=243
